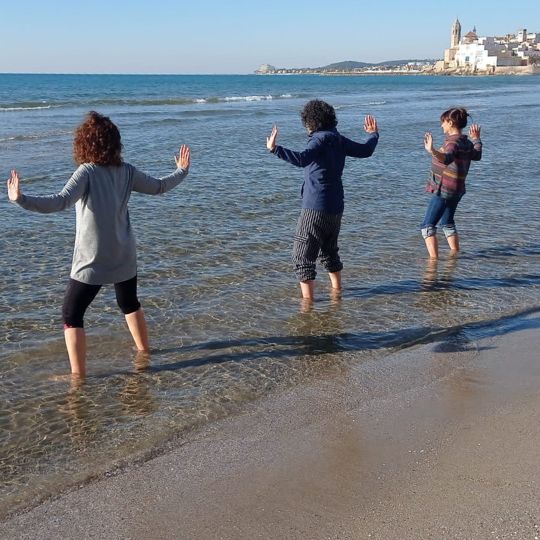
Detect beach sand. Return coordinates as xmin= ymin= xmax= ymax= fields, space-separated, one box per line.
xmin=2 ymin=312 xmax=540 ymax=539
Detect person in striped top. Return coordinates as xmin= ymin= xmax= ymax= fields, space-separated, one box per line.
xmin=421 ymin=107 xmax=482 ymax=258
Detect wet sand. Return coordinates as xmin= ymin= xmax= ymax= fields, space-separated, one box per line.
xmin=2 ymin=312 xmax=540 ymax=539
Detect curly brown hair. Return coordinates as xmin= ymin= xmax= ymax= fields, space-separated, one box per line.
xmin=300 ymin=99 xmax=338 ymax=133
xmin=73 ymin=111 xmax=123 ymax=166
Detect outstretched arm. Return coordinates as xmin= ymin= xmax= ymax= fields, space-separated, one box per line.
xmin=267 ymin=124 xmax=323 ymax=167
xmin=7 ymin=166 xmax=89 ymax=213
xmin=343 ymin=115 xmax=379 ymax=158
xmin=133 ymin=145 xmax=190 ymax=195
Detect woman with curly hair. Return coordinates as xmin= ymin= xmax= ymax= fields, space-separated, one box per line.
xmin=7 ymin=111 xmax=191 ymax=377
xmin=267 ymin=99 xmax=379 ymax=300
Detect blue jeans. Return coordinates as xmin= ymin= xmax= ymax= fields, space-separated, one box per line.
xmin=421 ymin=194 xmax=462 ymax=239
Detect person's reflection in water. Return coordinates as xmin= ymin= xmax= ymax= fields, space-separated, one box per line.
xmin=58 ymin=376 xmax=100 ymax=451
xmin=422 ymin=257 xmax=440 ymax=290
xmin=299 ymin=297 xmax=314 ymax=314
xmin=417 ymin=255 xmax=460 ymax=323
xmin=118 ymin=374 xmax=156 ymax=417
xmin=330 ymin=285 xmax=343 ymax=307
xmin=290 ymin=291 xmax=348 ymax=380
xmin=421 ymin=256 xmax=458 ymax=293
xmin=117 ymin=351 xmax=156 ymax=417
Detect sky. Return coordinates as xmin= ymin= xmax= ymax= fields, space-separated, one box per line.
xmin=2 ymin=0 xmax=540 ymax=74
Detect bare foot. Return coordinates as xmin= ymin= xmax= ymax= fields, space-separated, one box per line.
xmin=134 ymin=350 xmax=151 ymax=372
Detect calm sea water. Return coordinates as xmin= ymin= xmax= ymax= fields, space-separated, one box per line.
xmin=1 ymin=74 xmax=539 ymax=517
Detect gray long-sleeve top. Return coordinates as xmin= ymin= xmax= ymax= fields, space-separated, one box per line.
xmin=15 ymin=163 xmax=188 ymax=284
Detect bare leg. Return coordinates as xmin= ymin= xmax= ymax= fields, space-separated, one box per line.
xmin=299 ymin=280 xmax=315 ymax=300
xmin=328 ymin=270 xmax=342 ymax=291
xmin=64 ymin=328 xmax=87 ymax=377
xmin=447 ymin=233 xmax=460 ymax=254
xmin=424 ymin=235 xmax=439 ymax=259
xmin=125 ymin=308 xmax=150 ymax=352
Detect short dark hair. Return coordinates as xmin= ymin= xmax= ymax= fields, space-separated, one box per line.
xmin=440 ymin=107 xmax=470 ymax=129
xmin=73 ymin=111 xmax=123 ymax=166
xmin=300 ymin=99 xmax=337 ymax=132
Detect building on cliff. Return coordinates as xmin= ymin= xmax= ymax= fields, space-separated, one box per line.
xmin=437 ymin=19 xmax=540 ymax=74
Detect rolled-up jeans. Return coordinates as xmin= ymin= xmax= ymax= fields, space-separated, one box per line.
xmin=421 ymin=194 xmax=462 ymax=239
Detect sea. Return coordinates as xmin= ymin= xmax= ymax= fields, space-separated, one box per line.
xmin=1 ymin=73 xmax=539 ymax=518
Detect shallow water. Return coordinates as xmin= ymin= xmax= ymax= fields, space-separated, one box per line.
xmin=1 ymin=74 xmax=540 ymax=517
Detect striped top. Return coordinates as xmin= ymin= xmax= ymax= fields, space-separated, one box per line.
xmin=426 ymin=134 xmax=482 ymax=199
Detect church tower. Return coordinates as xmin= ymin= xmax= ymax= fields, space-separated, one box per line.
xmin=451 ymin=18 xmax=461 ymax=47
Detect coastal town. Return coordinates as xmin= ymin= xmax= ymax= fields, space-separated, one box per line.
xmin=256 ymin=20 xmax=540 ymax=75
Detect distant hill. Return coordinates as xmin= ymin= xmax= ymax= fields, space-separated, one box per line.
xmin=317 ymin=59 xmax=436 ymax=70
xmin=374 ymin=59 xmax=437 ymax=66
xmin=255 ymin=58 xmax=440 ymax=74
xmin=317 ymin=60 xmax=371 ymax=70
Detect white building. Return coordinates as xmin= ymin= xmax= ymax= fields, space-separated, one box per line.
xmin=255 ymin=64 xmax=276 ymax=74
xmin=454 ymin=36 xmax=522 ymax=70
xmin=440 ymin=20 xmax=539 ymax=72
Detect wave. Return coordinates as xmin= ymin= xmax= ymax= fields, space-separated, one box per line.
xmin=335 ymin=101 xmax=387 ymax=110
xmin=0 ymin=130 xmax=72 ymax=143
xmin=225 ymin=95 xmax=273 ymax=102
xmin=0 ymin=105 xmax=54 ymax=112
xmin=0 ymin=94 xmax=299 ymax=111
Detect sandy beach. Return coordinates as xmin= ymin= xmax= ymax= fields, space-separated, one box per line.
xmin=2 ymin=310 xmax=540 ymax=540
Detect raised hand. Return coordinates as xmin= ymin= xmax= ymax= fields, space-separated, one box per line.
xmin=174 ymin=145 xmax=191 ymax=170
xmin=469 ymin=124 xmax=481 ymax=139
xmin=363 ymin=115 xmax=378 ymax=133
xmin=266 ymin=125 xmax=279 ymax=151
xmin=7 ymin=169 xmax=22 ymax=202
xmin=424 ymin=132 xmax=434 ymax=153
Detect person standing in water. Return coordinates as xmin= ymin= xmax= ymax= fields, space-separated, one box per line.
xmin=267 ymin=99 xmax=379 ymax=300
xmin=421 ymin=107 xmax=482 ymax=258
xmin=7 ymin=111 xmax=191 ymax=378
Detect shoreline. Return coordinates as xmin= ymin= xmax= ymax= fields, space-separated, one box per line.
xmin=255 ymin=70 xmax=540 ymax=77
xmin=2 ymin=309 xmax=540 ymax=539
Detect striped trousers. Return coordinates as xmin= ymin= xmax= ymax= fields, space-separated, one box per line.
xmin=292 ymin=208 xmax=343 ymax=282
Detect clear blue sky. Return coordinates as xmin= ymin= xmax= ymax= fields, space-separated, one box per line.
xmin=2 ymin=0 xmax=539 ymax=74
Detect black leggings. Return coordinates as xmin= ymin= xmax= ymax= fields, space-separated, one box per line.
xmin=62 ymin=275 xmax=141 ymax=328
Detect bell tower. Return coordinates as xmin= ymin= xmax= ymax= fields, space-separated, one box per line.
xmin=451 ymin=18 xmax=461 ymax=47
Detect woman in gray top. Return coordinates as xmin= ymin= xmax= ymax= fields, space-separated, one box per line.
xmin=7 ymin=111 xmax=190 ymax=378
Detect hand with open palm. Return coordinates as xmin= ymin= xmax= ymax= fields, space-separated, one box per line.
xmin=7 ymin=170 xmax=22 ymax=202
xmin=174 ymin=145 xmax=191 ymax=170
xmin=266 ymin=125 xmax=279 ymax=152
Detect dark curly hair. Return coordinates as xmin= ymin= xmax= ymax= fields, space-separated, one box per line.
xmin=440 ymin=107 xmax=470 ymax=129
xmin=300 ymin=99 xmax=338 ymax=133
xmin=73 ymin=111 xmax=122 ymax=166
